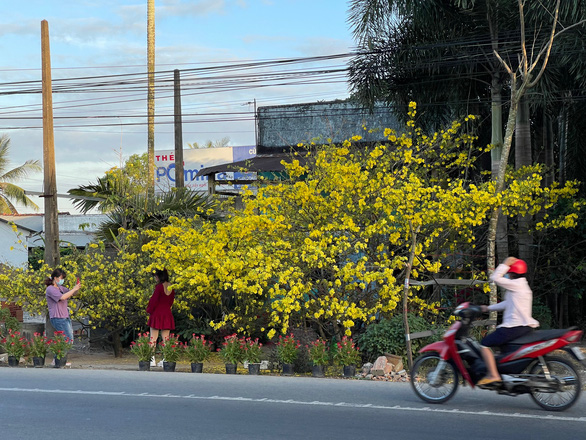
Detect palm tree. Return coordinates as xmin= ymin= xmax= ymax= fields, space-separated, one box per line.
xmin=0 ymin=135 xmax=42 ymax=214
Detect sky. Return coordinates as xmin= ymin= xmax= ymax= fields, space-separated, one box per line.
xmin=0 ymin=0 xmax=356 ymax=214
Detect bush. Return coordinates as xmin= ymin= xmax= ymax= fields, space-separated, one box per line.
xmin=358 ymin=313 xmax=436 ymax=362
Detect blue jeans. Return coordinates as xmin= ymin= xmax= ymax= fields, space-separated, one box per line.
xmin=50 ymin=317 xmax=74 ymax=343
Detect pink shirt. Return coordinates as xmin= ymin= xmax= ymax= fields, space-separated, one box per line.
xmin=488 ymin=264 xmax=539 ymax=328
xmin=46 ymin=285 xmax=70 ymax=319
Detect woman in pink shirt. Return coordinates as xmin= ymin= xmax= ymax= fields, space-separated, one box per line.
xmin=45 ymin=268 xmax=81 ymax=344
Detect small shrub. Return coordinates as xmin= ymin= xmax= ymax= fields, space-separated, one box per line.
xmin=358 ymin=314 xmax=435 ymax=362
xmin=184 ymin=335 xmax=213 ymax=363
xmin=276 ymin=334 xmax=300 ymax=364
xmin=307 ymin=339 xmax=330 ymax=366
xmin=333 ymin=336 xmax=361 ymax=366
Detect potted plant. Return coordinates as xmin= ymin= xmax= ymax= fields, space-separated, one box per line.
xmin=276 ymin=333 xmax=300 ymax=376
xmin=160 ymin=334 xmax=182 ymax=372
xmin=334 ymin=336 xmax=361 ymax=377
xmin=29 ymin=332 xmax=50 ymax=367
xmin=219 ymin=334 xmax=244 ymax=374
xmin=307 ymin=339 xmax=329 ymax=377
xmin=48 ymin=331 xmax=71 ymax=368
xmin=242 ymin=337 xmax=263 ymax=375
xmin=1 ymin=329 xmax=28 ymax=367
xmin=184 ymin=334 xmax=212 ymax=373
xmin=130 ymin=333 xmax=156 ymax=371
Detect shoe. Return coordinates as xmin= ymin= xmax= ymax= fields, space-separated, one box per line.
xmin=157 ymin=359 xmax=164 ymax=367
xmin=477 ymin=377 xmax=502 ymax=386
xmin=150 ymin=357 xmax=156 ymax=367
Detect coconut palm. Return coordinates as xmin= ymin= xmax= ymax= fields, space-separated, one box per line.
xmin=0 ymin=134 xmax=42 ymax=214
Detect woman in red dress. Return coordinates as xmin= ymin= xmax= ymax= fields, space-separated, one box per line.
xmin=147 ymin=269 xmax=175 ymax=366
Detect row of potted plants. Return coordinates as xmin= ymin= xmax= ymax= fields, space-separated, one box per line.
xmin=0 ymin=329 xmax=72 ymax=368
xmin=129 ymin=332 xmax=362 ymax=377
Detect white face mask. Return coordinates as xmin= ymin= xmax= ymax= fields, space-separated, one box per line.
xmin=57 ymin=279 xmax=65 ymax=286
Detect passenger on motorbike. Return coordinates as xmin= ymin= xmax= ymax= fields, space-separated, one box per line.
xmin=477 ymin=256 xmax=540 ymax=386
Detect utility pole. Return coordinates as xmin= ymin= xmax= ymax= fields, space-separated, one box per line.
xmin=41 ymin=20 xmax=59 ymax=268
xmin=174 ymin=69 xmax=184 ymax=188
xmin=41 ymin=19 xmax=59 ymax=338
xmin=147 ymin=0 xmax=155 ymax=197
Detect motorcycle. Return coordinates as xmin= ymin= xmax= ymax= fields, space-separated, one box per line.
xmin=410 ymin=302 xmax=586 ymax=411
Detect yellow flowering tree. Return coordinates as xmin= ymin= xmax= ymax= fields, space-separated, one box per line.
xmin=1 ymin=104 xmax=580 ymax=351
xmin=144 ymin=103 xmax=579 ymax=341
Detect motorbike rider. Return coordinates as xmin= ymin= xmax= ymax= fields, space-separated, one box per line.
xmin=477 ymin=256 xmax=540 ymax=386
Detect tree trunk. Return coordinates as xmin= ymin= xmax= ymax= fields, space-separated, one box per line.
xmin=491 ymin=76 xmax=509 ymax=264
xmin=402 ymin=223 xmax=420 ymax=371
xmin=111 ymin=330 xmax=123 ymax=358
xmin=515 ymin=96 xmax=534 ymax=281
xmin=558 ymin=93 xmax=570 ymax=184
xmin=487 ymin=92 xmax=521 ymax=312
xmin=147 ymin=0 xmax=155 ymax=198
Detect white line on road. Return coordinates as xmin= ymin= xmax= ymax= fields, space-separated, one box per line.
xmin=1 ymin=387 xmax=585 ymax=422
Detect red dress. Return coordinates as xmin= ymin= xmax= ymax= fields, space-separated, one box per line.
xmin=146 ymin=283 xmax=175 ymax=330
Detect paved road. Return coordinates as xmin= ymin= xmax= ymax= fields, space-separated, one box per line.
xmin=1 ymin=368 xmax=585 ymax=439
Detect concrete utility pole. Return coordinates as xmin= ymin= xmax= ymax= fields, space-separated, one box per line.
xmin=147 ymin=0 xmax=155 ymax=197
xmin=41 ymin=20 xmax=59 ymax=268
xmin=174 ymin=69 xmax=184 ymax=188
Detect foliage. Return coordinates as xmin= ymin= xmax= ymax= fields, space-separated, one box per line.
xmin=219 ymin=334 xmax=245 ymax=365
xmin=68 ymin=153 xmax=149 ymax=214
xmin=333 ymin=336 xmax=361 ymax=366
xmin=29 ymin=332 xmax=49 ymax=358
xmin=1 ymin=328 xmax=28 ymax=358
xmin=276 ymin=334 xmax=300 ymax=364
xmin=187 ymin=137 xmax=230 ymax=149
xmin=0 ymin=307 xmax=20 ymax=336
xmin=358 ymin=314 xmax=433 ymax=362
xmin=129 ymin=332 xmax=155 ymax=362
xmin=159 ymin=333 xmax=182 ymax=363
xmin=0 ymin=134 xmax=42 ymax=214
xmin=94 ymin=187 xmax=217 ymax=243
xmin=184 ymin=334 xmax=213 ymax=363
xmin=143 ymin=104 xmax=580 ymax=341
xmin=242 ymin=337 xmax=263 ymax=363
xmin=48 ymin=331 xmax=71 ymax=360
xmin=307 ymin=339 xmax=330 ymax=366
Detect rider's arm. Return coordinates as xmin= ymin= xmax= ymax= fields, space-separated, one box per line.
xmin=489 ymin=263 xmax=518 ymax=290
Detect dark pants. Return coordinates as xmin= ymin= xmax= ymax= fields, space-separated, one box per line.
xmin=481 ymin=326 xmax=533 ymax=347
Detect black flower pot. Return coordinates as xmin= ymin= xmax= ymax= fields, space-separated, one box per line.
xmin=7 ymin=356 xmax=19 ymax=367
xmin=33 ymin=356 xmax=46 ymax=368
xmin=163 ymin=361 xmax=176 ymax=372
xmin=312 ymin=365 xmax=325 ymax=377
xmin=248 ymin=363 xmax=261 ymax=375
xmin=138 ymin=361 xmax=151 ymax=371
xmin=343 ymin=365 xmax=356 ymax=377
xmin=54 ymin=356 xmax=67 ymax=368
xmin=225 ymin=363 xmax=237 ymax=374
xmin=191 ymin=362 xmax=203 ymax=373
xmin=282 ymin=363 xmax=294 ymax=376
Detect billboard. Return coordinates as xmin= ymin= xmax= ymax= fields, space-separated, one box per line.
xmin=155 ymin=146 xmax=256 ymax=192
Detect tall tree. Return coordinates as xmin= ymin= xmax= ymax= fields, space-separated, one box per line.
xmin=0 ymin=135 xmax=42 ymax=214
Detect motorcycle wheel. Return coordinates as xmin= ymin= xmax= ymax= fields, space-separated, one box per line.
xmin=529 ymin=355 xmax=582 ymax=411
xmin=410 ymin=353 xmax=459 ymax=404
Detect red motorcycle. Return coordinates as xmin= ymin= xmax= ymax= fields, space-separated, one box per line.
xmin=410 ymin=302 xmax=585 ymax=411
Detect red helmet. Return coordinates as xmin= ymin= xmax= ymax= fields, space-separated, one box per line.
xmin=508 ymin=259 xmax=527 ymax=274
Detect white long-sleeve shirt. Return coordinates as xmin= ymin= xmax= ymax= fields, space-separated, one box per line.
xmin=488 ymin=264 xmax=539 ymax=328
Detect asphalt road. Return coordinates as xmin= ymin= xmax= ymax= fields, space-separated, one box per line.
xmin=1 ymin=368 xmax=585 ymax=439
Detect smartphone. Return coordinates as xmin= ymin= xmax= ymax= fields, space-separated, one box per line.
xmin=76 ymin=277 xmax=80 ymax=284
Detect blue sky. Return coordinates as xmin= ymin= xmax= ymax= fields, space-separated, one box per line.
xmin=0 ymin=0 xmax=355 ymax=213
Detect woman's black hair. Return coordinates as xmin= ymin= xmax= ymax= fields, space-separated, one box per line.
xmin=153 ymin=269 xmax=169 ymax=283
xmin=44 ymin=268 xmax=66 ymax=286
xmin=508 ymin=272 xmax=525 ymax=280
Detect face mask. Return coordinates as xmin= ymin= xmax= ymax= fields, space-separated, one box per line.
xmin=57 ymin=279 xmax=65 ymax=286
